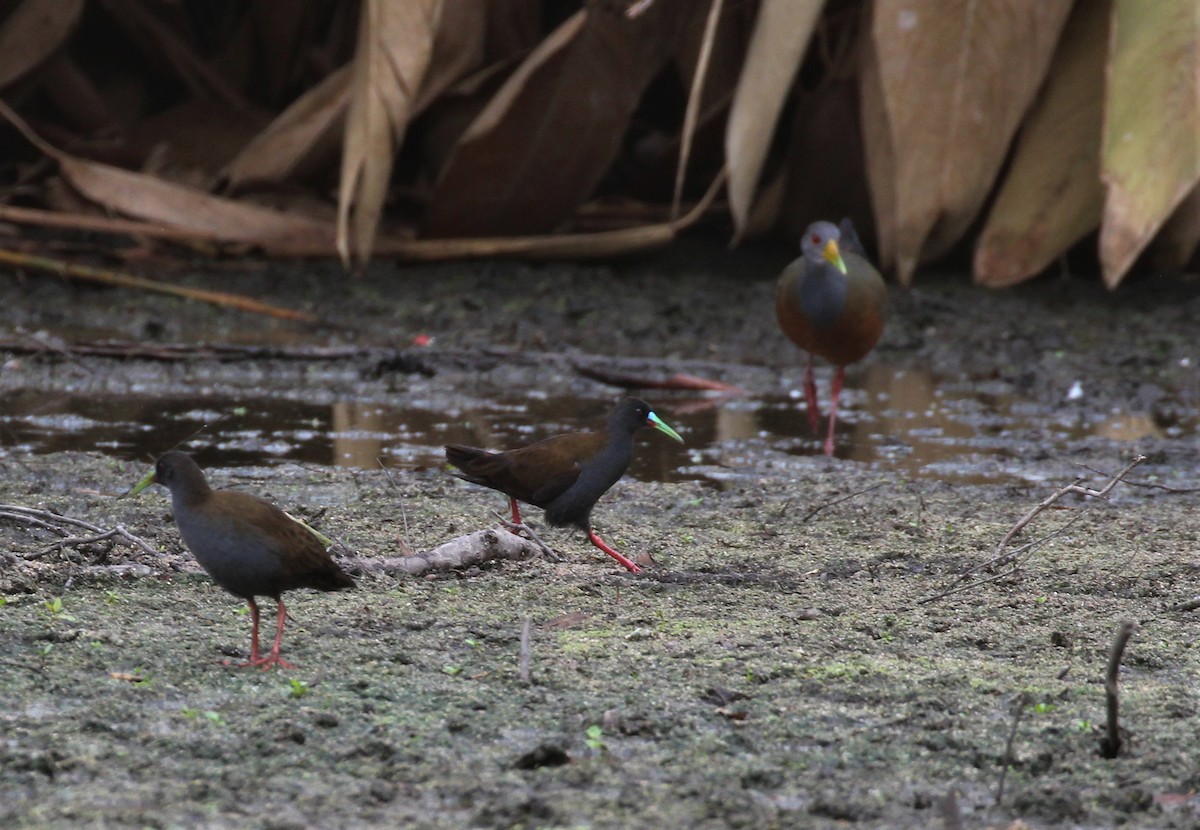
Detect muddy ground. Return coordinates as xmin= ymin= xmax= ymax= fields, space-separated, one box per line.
xmin=1 ymin=242 xmax=1199 ymax=829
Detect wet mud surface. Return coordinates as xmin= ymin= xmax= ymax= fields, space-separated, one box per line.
xmin=2 ymin=244 xmax=1199 ymax=828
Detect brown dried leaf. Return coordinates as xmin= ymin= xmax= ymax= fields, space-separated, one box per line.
xmin=725 ymin=0 xmax=823 ymax=239
xmin=0 ymin=0 xmax=84 ymax=89
xmin=60 ymin=154 xmax=338 ymax=254
xmin=424 ymin=2 xmax=695 ymax=238
xmin=413 ymin=0 xmax=486 ymax=114
xmin=223 ymin=66 xmax=350 ymax=192
xmin=374 ymin=170 xmax=724 ymax=260
xmin=862 ymin=0 xmax=1072 ymax=283
xmin=337 ymin=0 xmax=442 ymax=265
xmin=974 ymin=0 xmax=1108 ymax=287
xmin=1100 ymin=0 xmax=1200 ymax=287
xmin=0 ymin=96 xmax=335 ymax=253
xmin=123 ymin=98 xmax=269 ymax=184
xmin=780 ymin=78 xmax=874 ymax=245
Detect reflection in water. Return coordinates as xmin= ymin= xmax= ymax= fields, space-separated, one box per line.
xmin=0 ymin=367 xmax=1193 ymax=484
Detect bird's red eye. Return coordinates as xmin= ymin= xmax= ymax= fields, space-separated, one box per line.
xmin=810 ymin=234 xmax=820 ymax=244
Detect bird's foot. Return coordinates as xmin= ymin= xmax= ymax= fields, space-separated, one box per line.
xmin=223 ymin=653 xmax=296 ymax=670
xmin=587 ymin=530 xmax=643 ymax=574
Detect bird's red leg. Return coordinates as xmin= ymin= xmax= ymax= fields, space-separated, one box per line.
xmin=824 ymin=366 xmax=845 ymax=457
xmin=509 ymin=497 xmax=523 ymax=526
xmin=224 ymin=599 xmax=263 ymax=667
xmin=587 ymin=529 xmax=642 ymax=574
xmin=254 ymin=599 xmax=297 ymax=670
xmin=804 ymin=352 xmax=821 ymax=434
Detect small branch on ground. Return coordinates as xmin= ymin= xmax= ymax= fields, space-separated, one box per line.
xmin=378 ymin=460 xmax=416 ymax=556
xmin=1169 ymin=596 xmax=1200 ymax=612
xmin=497 ymin=516 xmax=562 ymax=562
xmin=0 ymin=248 xmax=318 ymax=323
xmin=994 ymin=692 xmax=1031 ymax=806
xmin=0 ymin=504 xmax=159 ymax=559
xmin=919 ymin=455 xmax=1145 ymax=605
xmin=800 ymin=482 xmax=886 ymax=524
xmin=1100 ymin=620 xmax=1137 ymax=759
xmin=1074 ymin=461 xmax=1200 ymax=494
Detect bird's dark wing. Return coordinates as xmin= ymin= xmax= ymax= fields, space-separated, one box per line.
xmin=445 ymin=433 xmax=605 ymax=508
xmin=210 ymin=491 xmax=354 ymax=592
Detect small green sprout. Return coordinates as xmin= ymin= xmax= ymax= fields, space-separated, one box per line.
xmin=43 ymin=597 xmax=75 ymax=620
xmin=584 ymin=724 xmax=605 ymax=751
xmin=288 ymin=678 xmax=310 ymax=699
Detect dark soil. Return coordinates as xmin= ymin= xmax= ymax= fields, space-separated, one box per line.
xmin=2 ymin=242 xmax=1199 ymax=829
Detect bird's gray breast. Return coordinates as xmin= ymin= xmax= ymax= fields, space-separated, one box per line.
xmin=796 ymin=266 xmax=848 ymax=330
xmin=174 ymin=503 xmax=284 ymax=599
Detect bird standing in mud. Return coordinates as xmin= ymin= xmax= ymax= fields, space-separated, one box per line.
xmin=776 ymin=218 xmax=887 ymax=456
xmin=129 ymin=451 xmax=355 ymax=669
xmin=444 ymin=397 xmax=684 ymax=574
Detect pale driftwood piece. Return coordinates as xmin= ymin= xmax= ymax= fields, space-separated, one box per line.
xmin=337 ymin=529 xmax=536 ymax=577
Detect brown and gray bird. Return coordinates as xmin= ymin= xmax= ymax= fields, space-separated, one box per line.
xmin=130 ymin=451 xmax=354 ymax=669
xmin=776 ymin=218 xmax=887 ymax=455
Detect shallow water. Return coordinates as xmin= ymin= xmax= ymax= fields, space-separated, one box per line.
xmin=0 ymin=366 xmax=1187 ymax=485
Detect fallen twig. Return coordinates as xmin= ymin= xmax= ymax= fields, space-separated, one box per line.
xmin=498 ymin=516 xmax=562 ymax=562
xmin=0 ymin=505 xmax=158 ymax=559
xmin=1100 ymin=620 xmax=1137 ymax=759
xmin=800 ymin=482 xmax=886 ymax=524
xmin=920 ymin=455 xmax=1145 ymax=605
xmin=1169 ymin=596 xmax=1200 ymax=612
xmin=1075 ymin=461 xmax=1200 ymax=494
xmin=0 ymin=248 xmax=318 ymax=323
xmin=995 ymin=692 xmax=1030 ymax=806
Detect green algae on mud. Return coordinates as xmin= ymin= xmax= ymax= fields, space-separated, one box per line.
xmin=2 ymin=450 xmax=1199 ymax=829
xmin=2 ymin=253 xmax=1200 ymax=827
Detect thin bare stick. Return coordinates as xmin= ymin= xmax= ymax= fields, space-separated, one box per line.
xmin=992 ymin=456 xmax=1145 ymax=566
xmin=922 ymin=456 xmax=1145 ymax=604
xmin=1074 ymin=461 xmax=1200 ymax=494
xmin=498 ymin=515 xmax=562 ymax=562
xmin=1170 ymin=596 xmax=1200 ymax=612
xmin=378 ymin=460 xmax=414 ymax=555
xmin=800 ymin=482 xmax=886 ymax=524
xmin=0 ymin=248 xmax=318 ymax=323
xmin=519 ymin=616 xmax=533 ymax=685
xmin=0 ymin=204 xmax=226 ymax=245
xmin=1 ymin=505 xmax=159 ymax=558
xmin=1100 ymin=621 xmax=1137 ymax=759
xmin=995 ymin=692 xmax=1030 ymax=806
xmin=917 ymin=511 xmax=1087 ymax=605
